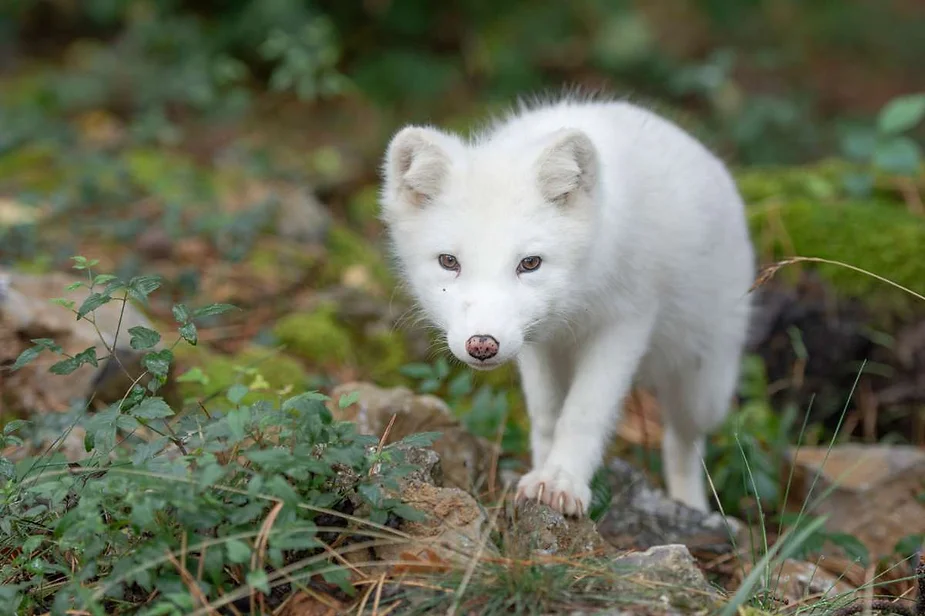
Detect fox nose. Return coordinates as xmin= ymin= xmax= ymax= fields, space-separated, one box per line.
xmin=466 ymin=335 xmax=499 ymax=360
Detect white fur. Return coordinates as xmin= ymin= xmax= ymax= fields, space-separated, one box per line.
xmin=379 ymin=94 xmax=755 ymax=516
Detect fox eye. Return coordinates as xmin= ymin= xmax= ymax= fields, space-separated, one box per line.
xmin=438 ymin=254 xmax=460 ymax=271
xmin=517 ymin=256 xmax=542 ymax=273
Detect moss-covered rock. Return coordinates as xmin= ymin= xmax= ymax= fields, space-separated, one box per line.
xmin=320 ymin=224 xmax=393 ymax=290
xmin=173 ymin=343 xmax=310 ymax=406
xmin=273 ymin=302 xmax=353 ymax=366
xmin=737 ymin=160 xmax=925 ymax=318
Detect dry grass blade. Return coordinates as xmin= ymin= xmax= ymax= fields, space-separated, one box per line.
xmin=750 ymin=256 xmax=925 ymax=302
xmin=445 ymin=484 xmax=511 ymax=616
xmin=251 ymin=500 xmax=285 ymax=614
xmin=166 ymin=549 xmax=221 ymax=616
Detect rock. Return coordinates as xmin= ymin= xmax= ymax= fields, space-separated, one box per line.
xmin=327 ymin=381 xmax=497 ymax=493
xmin=784 ymin=444 xmax=925 ymax=560
xmin=0 ymin=269 xmax=171 ymax=414
xmin=597 ymin=458 xmax=745 ymax=556
xmin=374 ymin=478 xmax=498 ymax=570
xmin=136 ymin=226 xmax=173 ymax=260
xmin=503 ymin=498 xmax=611 ymax=558
xmin=272 ymin=184 xmax=332 ymax=245
xmin=614 ymin=544 xmax=720 ymax=594
xmin=395 ymin=443 xmax=443 ymax=486
xmin=609 ymin=544 xmax=723 ymax=613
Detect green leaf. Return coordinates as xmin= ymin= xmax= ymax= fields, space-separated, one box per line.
xmin=76 ymin=292 xmax=111 ymax=319
xmin=877 ymin=94 xmax=925 ymax=135
xmin=588 ymin=468 xmax=613 ymax=522
xmin=419 ymin=378 xmax=441 ymax=393
xmin=176 ymin=366 xmax=209 ymax=385
xmin=873 ymin=136 xmax=922 ymax=176
xmin=390 ymin=503 xmax=426 ymax=522
xmin=246 ymin=569 xmax=270 ymax=594
xmin=12 ymin=346 xmax=43 ymax=371
xmin=394 ymin=431 xmax=442 ymax=448
xmin=131 ymin=397 xmax=174 ymax=420
xmin=447 ymin=371 xmax=472 ymax=399
xmin=226 ymin=539 xmax=252 ymax=564
xmin=842 ymin=172 xmax=874 ymax=198
xmin=130 ymin=437 xmax=168 ymax=465
xmin=840 ymin=129 xmax=878 ymax=161
xmin=321 ymin=566 xmax=355 ymax=596
xmin=127 ymin=275 xmax=162 ymax=302
xmin=227 ymin=405 xmax=251 ymax=441
xmin=0 ymin=457 xmax=14 ymax=480
xmin=50 ymin=347 xmax=98 ymax=375
xmin=92 ymin=274 xmax=119 ymax=286
xmin=143 ymin=349 xmax=173 ymax=377
xmin=50 ymin=298 xmax=76 ymax=310
xmin=3 ymin=420 xmax=30 ymax=436
xmin=128 ymin=326 xmax=162 ymax=350
xmin=227 ymin=384 xmax=249 ymax=405
xmin=338 ymin=391 xmax=360 ymax=409
xmin=192 ymin=303 xmax=238 ymax=319
xmin=399 ymin=363 xmax=434 ymax=380
xmin=178 ymin=322 xmax=198 ymax=346
xmin=76 ymin=346 xmax=99 ymax=367
xmin=826 ymin=532 xmax=870 ymax=567
xmin=172 ymin=303 xmax=190 ymax=324
xmin=65 ymin=281 xmax=83 ymax=291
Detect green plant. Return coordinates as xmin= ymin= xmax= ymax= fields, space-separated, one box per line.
xmin=707 ymin=354 xmax=797 ymax=517
xmin=0 ymin=257 xmax=436 ymax=614
xmin=839 ymin=93 xmax=925 ymax=196
xmin=399 ymin=358 xmax=528 ymax=455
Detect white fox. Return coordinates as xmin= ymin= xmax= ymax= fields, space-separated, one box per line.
xmin=378 ymin=94 xmax=755 ymax=516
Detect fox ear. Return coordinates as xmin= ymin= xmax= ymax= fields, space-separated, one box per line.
xmin=535 ymin=129 xmax=598 ymax=205
xmin=382 ymin=126 xmax=455 ymax=212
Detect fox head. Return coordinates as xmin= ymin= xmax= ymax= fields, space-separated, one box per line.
xmin=379 ymin=123 xmax=601 ymax=369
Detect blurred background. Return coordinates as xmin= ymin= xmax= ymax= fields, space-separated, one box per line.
xmin=2 ymin=0 xmax=925 ymax=559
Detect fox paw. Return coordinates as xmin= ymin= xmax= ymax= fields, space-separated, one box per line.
xmin=515 ymin=466 xmax=591 ymax=517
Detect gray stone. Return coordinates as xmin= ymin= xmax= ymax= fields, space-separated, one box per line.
xmin=598 ymin=458 xmax=743 ymax=556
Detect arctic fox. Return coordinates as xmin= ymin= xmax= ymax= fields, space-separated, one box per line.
xmin=378 ymin=94 xmax=755 ymax=516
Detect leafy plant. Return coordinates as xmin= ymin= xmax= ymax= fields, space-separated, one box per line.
xmin=840 ymin=92 xmax=925 ymax=196
xmin=706 ymin=354 xmax=797 ymax=517
xmin=0 ymin=257 xmax=436 ymax=614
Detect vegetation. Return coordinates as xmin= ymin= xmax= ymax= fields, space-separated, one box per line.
xmin=2 ymin=1 xmax=925 ymax=614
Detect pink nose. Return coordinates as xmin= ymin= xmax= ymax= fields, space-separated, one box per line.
xmin=466 ymin=335 xmax=499 ymax=360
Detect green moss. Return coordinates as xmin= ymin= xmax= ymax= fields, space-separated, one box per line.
xmin=123 ymin=147 xmax=215 ymax=204
xmin=346 ymin=185 xmax=382 ymax=226
xmin=273 ymin=303 xmax=353 ymax=365
xmin=747 ymin=197 xmax=925 ymax=317
xmin=320 ymin=224 xmax=394 ymax=288
xmin=173 ymin=344 xmax=309 ymax=405
xmin=0 ymin=143 xmax=64 ymax=192
xmin=356 ymin=327 xmax=414 ymax=385
xmin=735 ymin=159 xmax=851 ymax=204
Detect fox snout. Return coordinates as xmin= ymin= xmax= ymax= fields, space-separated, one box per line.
xmin=465 ymin=335 xmax=499 ymax=361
